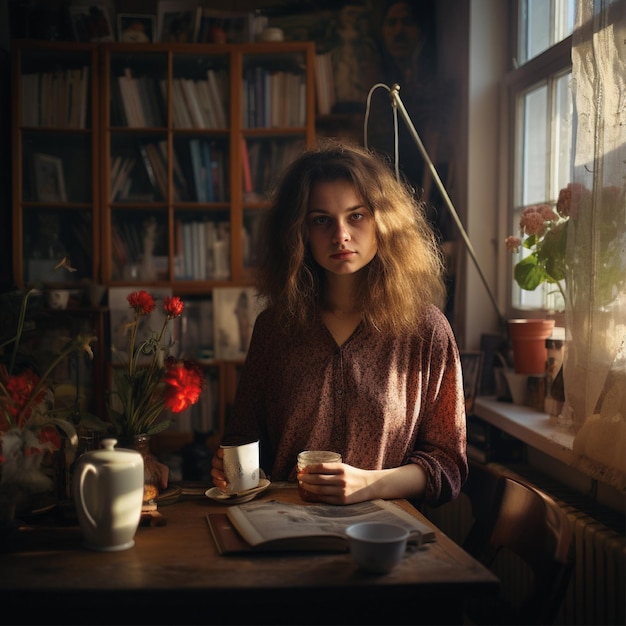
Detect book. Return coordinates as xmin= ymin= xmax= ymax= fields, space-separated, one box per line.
xmin=240 ymin=137 xmax=253 ymax=196
xmin=207 ymin=498 xmax=436 ymax=554
xmin=189 ymin=138 xmax=207 ymax=202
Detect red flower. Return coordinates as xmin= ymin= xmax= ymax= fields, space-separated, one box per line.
xmin=127 ymin=291 xmax=156 ymax=315
xmin=162 ymin=359 xmax=206 ymax=413
xmin=37 ymin=425 xmax=61 ymax=450
xmin=164 ymin=296 xmax=184 ymax=319
xmin=5 ymin=369 xmax=46 ymax=427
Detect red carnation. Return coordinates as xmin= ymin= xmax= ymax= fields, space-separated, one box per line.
xmin=127 ymin=290 xmax=156 ymax=315
xmin=162 ymin=359 xmax=206 ymax=413
xmin=6 ymin=369 xmax=46 ymax=426
xmin=164 ymin=296 xmax=184 ymax=319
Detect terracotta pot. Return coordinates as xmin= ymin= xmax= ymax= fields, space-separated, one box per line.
xmin=508 ymin=319 xmax=556 ymax=375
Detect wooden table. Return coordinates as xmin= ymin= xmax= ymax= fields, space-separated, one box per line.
xmin=1 ymin=483 xmax=499 ymax=625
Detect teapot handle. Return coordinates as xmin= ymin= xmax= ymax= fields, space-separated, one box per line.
xmin=76 ymin=463 xmax=99 ymax=530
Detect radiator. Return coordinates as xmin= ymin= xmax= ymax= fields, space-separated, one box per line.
xmin=423 ymin=466 xmax=626 ymax=626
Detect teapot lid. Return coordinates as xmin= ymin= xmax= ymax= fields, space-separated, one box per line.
xmin=81 ymin=438 xmax=142 ymax=464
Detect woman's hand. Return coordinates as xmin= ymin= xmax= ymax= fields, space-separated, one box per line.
xmin=297 ymin=462 xmax=373 ymax=504
xmin=297 ymin=462 xmax=427 ymax=504
xmin=210 ymin=446 xmax=228 ymax=491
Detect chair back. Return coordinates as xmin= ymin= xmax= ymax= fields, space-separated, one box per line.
xmin=462 ymin=462 xmax=573 ymax=625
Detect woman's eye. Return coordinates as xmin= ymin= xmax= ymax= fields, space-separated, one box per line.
xmin=312 ymin=215 xmax=329 ymax=225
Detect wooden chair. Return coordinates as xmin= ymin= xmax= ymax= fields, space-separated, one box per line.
xmin=462 ymin=462 xmax=574 ymax=625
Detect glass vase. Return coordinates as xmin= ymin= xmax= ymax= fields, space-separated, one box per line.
xmin=118 ymin=434 xmax=161 ymax=508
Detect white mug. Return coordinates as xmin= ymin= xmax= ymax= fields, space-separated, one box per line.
xmin=73 ymin=438 xmax=144 ymax=552
xmin=221 ymin=439 xmax=260 ymax=494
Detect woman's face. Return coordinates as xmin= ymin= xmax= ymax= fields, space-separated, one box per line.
xmin=307 ymin=179 xmax=378 ymax=276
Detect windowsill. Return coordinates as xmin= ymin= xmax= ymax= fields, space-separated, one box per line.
xmin=473 ymin=396 xmax=574 ymax=464
xmin=473 ymin=396 xmax=626 ymax=516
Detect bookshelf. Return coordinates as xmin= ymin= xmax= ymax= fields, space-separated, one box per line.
xmin=12 ymin=40 xmax=99 ymax=288
xmin=11 ymin=39 xmax=316 ymax=457
xmin=10 ymin=41 xmax=103 ymax=423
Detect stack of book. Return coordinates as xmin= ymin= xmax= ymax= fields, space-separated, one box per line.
xmin=21 ymin=66 xmax=90 ymax=128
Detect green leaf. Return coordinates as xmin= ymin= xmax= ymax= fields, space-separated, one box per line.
xmin=514 ymin=255 xmax=549 ymax=291
xmin=146 ymin=419 xmax=172 ymax=436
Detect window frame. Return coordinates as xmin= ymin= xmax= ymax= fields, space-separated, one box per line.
xmin=500 ymin=33 xmax=574 ymax=318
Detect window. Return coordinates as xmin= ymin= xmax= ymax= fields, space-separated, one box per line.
xmin=517 ymin=0 xmax=576 ymax=64
xmin=507 ymin=0 xmax=576 ymax=314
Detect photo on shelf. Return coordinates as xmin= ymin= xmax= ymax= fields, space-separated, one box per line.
xmin=33 ymin=153 xmax=67 ymax=202
xmin=68 ymin=1 xmax=116 ymax=42
xmin=157 ymin=1 xmax=200 ymax=43
xmin=212 ymin=287 xmax=265 ymax=361
xmin=118 ymin=14 xmax=156 ymax=43
xmin=195 ymin=9 xmax=254 ymax=44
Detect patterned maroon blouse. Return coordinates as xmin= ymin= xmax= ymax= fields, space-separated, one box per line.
xmin=224 ymin=304 xmax=468 ymax=506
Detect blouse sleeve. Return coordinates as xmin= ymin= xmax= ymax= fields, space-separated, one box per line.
xmin=407 ymin=307 xmax=468 ymax=505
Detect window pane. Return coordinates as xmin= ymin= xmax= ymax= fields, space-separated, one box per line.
xmin=553 ymin=71 xmax=574 ymax=195
xmin=518 ymin=0 xmax=576 ymax=64
xmin=555 ymin=0 xmax=576 ymax=43
xmin=522 ymin=0 xmax=551 ymax=62
xmin=521 ymin=84 xmax=548 ymax=205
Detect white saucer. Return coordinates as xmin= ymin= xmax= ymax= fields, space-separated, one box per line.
xmin=205 ymin=479 xmax=271 ymax=504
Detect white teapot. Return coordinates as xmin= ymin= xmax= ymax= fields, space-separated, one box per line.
xmin=73 ymin=438 xmax=144 ymax=551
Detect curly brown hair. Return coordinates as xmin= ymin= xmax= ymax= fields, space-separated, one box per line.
xmin=254 ymin=139 xmax=446 ymax=336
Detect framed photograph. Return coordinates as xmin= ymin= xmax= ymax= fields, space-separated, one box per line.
xmin=157 ymin=1 xmax=200 ymax=43
xmin=196 ymin=9 xmax=253 ymax=44
xmin=460 ymin=351 xmax=484 ymax=415
xmin=68 ymin=2 xmax=115 ymax=42
xmin=118 ymin=14 xmax=155 ymax=43
xmin=33 ymin=153 xmax=67 ymax=202
xmin=213 ymin=287 xmax=265 ymax=361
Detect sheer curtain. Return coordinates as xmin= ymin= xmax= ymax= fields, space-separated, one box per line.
xmin=564 ymin=0 xmax=625 ymax=490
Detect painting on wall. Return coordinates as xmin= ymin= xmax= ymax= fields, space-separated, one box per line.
xmin=304 ymin=0 xmax=454 ymax=318
xmin=212 ymin=287 xmax=265 ymax=361
xmin=268 ymin=1 xmax=379 ymax=112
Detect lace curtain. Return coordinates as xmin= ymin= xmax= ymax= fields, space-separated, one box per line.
xmin=564 ymin=0 xmax=626 ymax=490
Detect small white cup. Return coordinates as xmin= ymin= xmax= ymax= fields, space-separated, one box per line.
xmin=345 ymin=522 xmax=420 ymax=575
xmin=221 ymin=440 xmax=260 ymax=494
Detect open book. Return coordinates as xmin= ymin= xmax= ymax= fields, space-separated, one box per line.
xmin=207 ymin=499 xmax=436 ymax=554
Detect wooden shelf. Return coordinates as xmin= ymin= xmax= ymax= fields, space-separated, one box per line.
xmin=11 ymin=40 xmax=317 ymax=450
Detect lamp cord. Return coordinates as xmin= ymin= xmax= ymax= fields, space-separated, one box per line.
xmin=364 ymin=83 xmax=507 ymax=333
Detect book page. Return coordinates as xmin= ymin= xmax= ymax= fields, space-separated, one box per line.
xmin=226 ymin=499 xmax=436 ymax=549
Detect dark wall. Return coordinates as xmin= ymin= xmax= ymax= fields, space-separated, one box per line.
xmin=1 ymin=2 xmax=11 ymax=292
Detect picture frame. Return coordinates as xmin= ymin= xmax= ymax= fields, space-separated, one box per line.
xmin=33 ymin=153 xmax=67 ymax=202
xmin=118 ymin=14 xmax=155 ymax=43
xmin=157 ymin=1 xmax=200 ymax=43
xmin=460 ymin=351 xmax=484 ymax=415
xmin=195 ymin=9 xmax=254 ymax=44
xmin=68 ymin=2 xmax=115 ymax=42
xmin=212 ymin=287 xmax=265 ymax=361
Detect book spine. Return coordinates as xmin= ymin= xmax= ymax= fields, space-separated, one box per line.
xmin=240 ymin=137 xmax=253 ymax=195
xmin=189 ymin=139 xmax=207 ymax=202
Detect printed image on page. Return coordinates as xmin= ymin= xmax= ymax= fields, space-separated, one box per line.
xmin=226 ymin=499 xmax=436 ymax=547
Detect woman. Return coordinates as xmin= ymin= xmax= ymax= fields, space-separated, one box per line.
xmin=211 ymin=140 xmax=467 ymax=506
